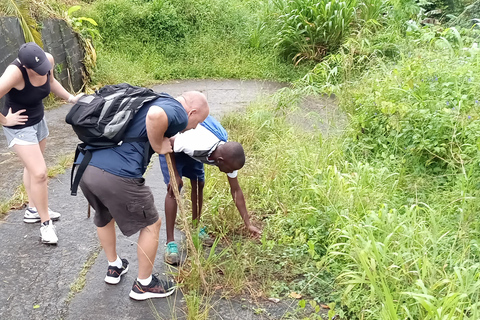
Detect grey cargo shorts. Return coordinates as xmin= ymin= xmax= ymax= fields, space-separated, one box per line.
xmin=79 ymin=165 xmax=159 ymax=236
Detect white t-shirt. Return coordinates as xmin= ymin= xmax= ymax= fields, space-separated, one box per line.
xmin=173 ymin=125 xmax=238 ymax=178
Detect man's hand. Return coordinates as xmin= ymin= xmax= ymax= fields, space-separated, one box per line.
xmin=3 ymin=108 xmax=28 ymax=126
xmin=158 ymin=137 xmax=173 ymax=154
xmin=247 ymin=224 xmax=262 ymax=238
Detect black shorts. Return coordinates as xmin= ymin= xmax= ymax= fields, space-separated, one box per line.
xmin=79 ymin=165 xmax=159 ymax=236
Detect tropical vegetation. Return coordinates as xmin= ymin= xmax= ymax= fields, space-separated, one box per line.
xmin=2 ymin=0 xmax=480 ymax=319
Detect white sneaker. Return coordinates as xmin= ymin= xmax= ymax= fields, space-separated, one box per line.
xmin=24 ymin=207 xmax=61 ymax=223
xmin=40 ymin=221 xmax=58 ymax=244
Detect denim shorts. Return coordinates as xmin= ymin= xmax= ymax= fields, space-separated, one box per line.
xmin=3 ymin=117 xmax=49 ymax=148
xmin=159 ymin=153 xmax=205 ymax=184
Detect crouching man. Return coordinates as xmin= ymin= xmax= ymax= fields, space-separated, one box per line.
xmin=159 ymin=115 xmax=261 ymax=265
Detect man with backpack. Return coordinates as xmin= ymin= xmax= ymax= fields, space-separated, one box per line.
xmin=75 ymin=89 xmax=209 ymax=300
xmin=159 ymin=115 xmax=261 ymax=265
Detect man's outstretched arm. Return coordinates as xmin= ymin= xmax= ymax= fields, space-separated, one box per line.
xmin=227 ymin=176 xmax=261 ymax=237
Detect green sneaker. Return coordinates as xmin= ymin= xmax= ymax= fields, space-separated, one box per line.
xmin=164 ymin=242 xmax=180 ymax=265
xmin=198 ymin=227 xmax=214 ymax=247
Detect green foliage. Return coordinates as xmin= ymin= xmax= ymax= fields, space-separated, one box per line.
xmin=1 ymin=0 xmax=43 ymax=46
xmin=65 ymin=5 xmax=99 ymax=81
xmin=263 ymin=0 xmax=404 ymax=65
xmin=200 ymin=95 xmax=349 ymax=300
xmin=66 ymin=5 xmax=99 ymax=40
xmin=183 ymin=291 xmax=210 ymax=320
xmin=297 ymin=28 xmax=403 ymax=93
xmin=205 ymin=80 xmax=480 ymax=319
xmin=193 ymin=18 xmax=480 ymax=319
xmin=344 ymin=38 xmax=480 ymax=174
xmin=357 ymin=0 xmax=386 ymax=24
xmin=80 ymin=0 xmax=305 ymax=85
xmin=85 ymin=0 xmax=188 ymax=44
xmin=320 ymin=21 xmax=480 ymax=320
xmin=273 ymin=0 xmax=358 ymax=63
xmin=327 ymin=199 xmax=480 ymax=319
xmin=388 ymin=0 xmax=422 ymax=23
xmin=449 ymin=0 xmax=480 ymax=28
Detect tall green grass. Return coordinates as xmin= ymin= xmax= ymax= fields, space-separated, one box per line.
xmin=77 ymin=0 xmax=308 ymax=85
xmin=343 ymin=28 xmax=480 ymax=175
xmin=197 ymin=96 xmax=345 ymax=299
xmin=320 ymin=25 xmax=480 ymax=319
xmin=194 ymin=30 xmax=480 ymax=317
xmin=272 ymin=0 xmax=359 ymax=63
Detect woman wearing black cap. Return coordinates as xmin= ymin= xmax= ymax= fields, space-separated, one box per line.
xmin=0 ymin=42 xmax=83 ymax=245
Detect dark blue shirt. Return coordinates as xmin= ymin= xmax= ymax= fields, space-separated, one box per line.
xmin=80 ymin=95 xmax=187 ymax=178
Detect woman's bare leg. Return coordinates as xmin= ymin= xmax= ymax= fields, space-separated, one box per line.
xmin=14 ymin=143 xmax=49 ymax=222
xmin=24 ymin=138 xmax=47 ymax=209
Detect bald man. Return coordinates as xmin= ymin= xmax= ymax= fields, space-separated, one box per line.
xmin=159 ymin=115 xmax=261 ymax=265
xmin=78 ymin=90 xmax=209 ymax=299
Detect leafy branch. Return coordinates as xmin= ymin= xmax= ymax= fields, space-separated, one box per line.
xmin=2 ymin=0 xmax=43 ymax=46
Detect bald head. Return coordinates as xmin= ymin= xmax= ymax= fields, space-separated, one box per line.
xmin=179 ymin=91 xmax=209 ymax=130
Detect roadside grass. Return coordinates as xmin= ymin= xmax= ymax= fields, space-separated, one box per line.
xmin=0 ymin=184 xmax=27 ymax=215
xmin=66 ymin=248 xmax=101 ymax=303
xmin=89 ymin=37 xmax=308 ymax=88
xmin=78 ymin=0 xmax=309 ymax=87
xmin=174 ymin=43 xmax=480 ymax=318
xmin=183 ymin=291 xmax=212 ymax=320
xmin=322 ymin=36 xmax=480 ymax=319
xmin=43 ymin=95 xmax=68 ymax=111
xmin=171 ymin=94 xmax=340 ymax=299
xmin=0 ymin=153 xmax=74 ymax=216
xmin=47 ymin=153 xmax=74 ymax=177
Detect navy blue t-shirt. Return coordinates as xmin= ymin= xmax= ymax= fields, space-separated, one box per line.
xmin=79 ymin=95 xmax=188 ymax=178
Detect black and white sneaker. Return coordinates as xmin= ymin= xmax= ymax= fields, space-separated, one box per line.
xmin=40 ymin=220 xmax=58 ymax=244
xmin=105 ymin=258 xmax=129 ymax=284
xmin=129 ymin=274 xmax=176 ymax=300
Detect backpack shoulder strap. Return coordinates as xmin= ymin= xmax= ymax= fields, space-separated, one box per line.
xmin=70 ymin=144 xmax=90 ymax=196
xmin=70 ymin=137 xmax=151 ymax=196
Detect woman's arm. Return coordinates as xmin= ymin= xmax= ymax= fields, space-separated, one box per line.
xmin=0 ymin=65 xmax=28 ymax=126
xmin=46 ymin=53 xmax=82 ymax=103
xmin=0 ymin=65 xmax=22 ymax=100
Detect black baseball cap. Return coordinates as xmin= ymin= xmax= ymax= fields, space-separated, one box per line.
xmin=17 ymin=42 xmax=52 ymax=76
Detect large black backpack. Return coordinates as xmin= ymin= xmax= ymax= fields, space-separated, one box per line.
xmin=66 ymin=83 xmax=164 ymax=195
